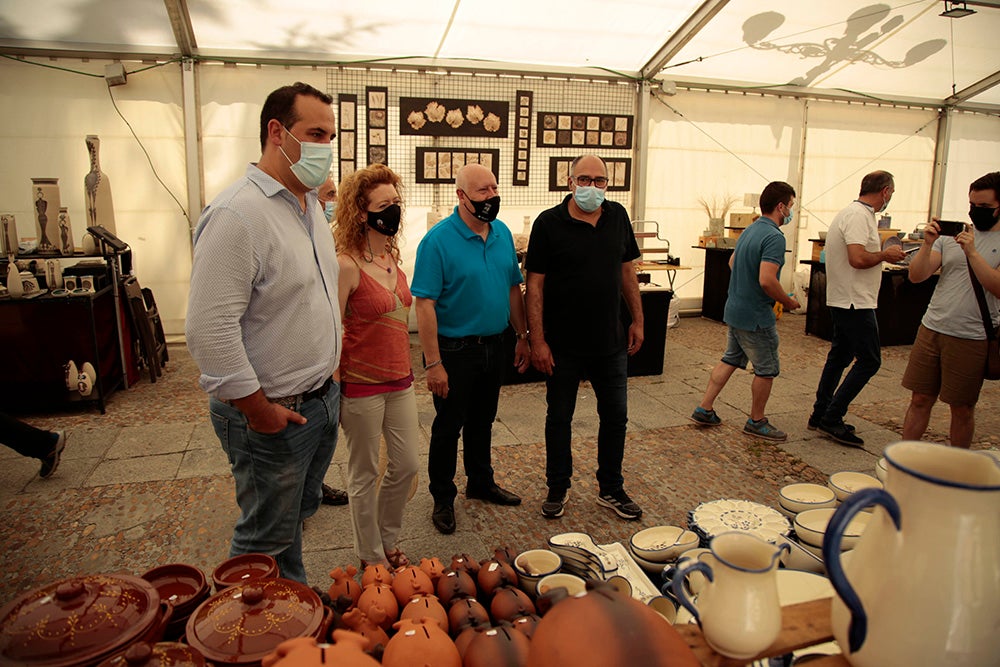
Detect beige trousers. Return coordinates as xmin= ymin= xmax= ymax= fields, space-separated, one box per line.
xmin=341 ymin=385 xmax=420 ymax=563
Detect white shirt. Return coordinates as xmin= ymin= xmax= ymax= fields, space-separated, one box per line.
xmin=825 ymin=201 xmax=882 ymax=309
xmin=186 ymin=164 xmax=341 ymax=400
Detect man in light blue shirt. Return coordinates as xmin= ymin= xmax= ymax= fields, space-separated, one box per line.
xmin=186 ymin=82 xmax=341 ymax=583
xmin=691 ymin=181 xmax=800 ymax=441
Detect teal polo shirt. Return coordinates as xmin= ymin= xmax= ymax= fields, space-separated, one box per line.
xmin=411 ymin=206 xmax=523 ymax=338
xmin=723 ymin=216 xmax=786 ymax=331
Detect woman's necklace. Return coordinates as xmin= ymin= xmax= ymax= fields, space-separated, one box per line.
xmin=363 ymin=237 xmax=393 ymax=274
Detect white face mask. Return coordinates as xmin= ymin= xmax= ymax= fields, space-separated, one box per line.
xmin=279 ymin=127 xmax=333 ymax=189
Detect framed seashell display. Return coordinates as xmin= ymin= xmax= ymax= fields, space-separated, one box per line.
xmin=536 ymin=113 xmax=633 ymax=149
xmin=338 ymin=94 xmax=358 ymax=179
xmin=399 ymin=97 xmax=508 ymax=137
xmin=512 ymin=90 xmax=532 ymax=186
xmin=548 ymin=157 xmax=632 ymax=192
xmin=415 ymin=148 xmax=499 ymax=184
xmin=365 ymin=86 xmax=388 ymax=166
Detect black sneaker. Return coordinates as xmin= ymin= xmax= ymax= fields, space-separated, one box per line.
xmin=597 ymin=489 xmax=642 ymax=520
xmin=541 ymin=488 xmax=569 ymax=519
xmin=321 ymin=484 xmax=349 ymax=506
xmin=39 ymin=431 xmax=66 ymax=479
xmin=819 ymin=421 xmax=865 ymax=448
xmin=690 ymin=407 xmax=722 ymax=426
xmin=808 ymin=415 xmax=856 ymax=432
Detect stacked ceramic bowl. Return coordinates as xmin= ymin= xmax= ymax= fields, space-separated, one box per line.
xmin=828 ymin=471 xmax=882 ymax=504
xmin=626 ymin=525 xmax=699 ymax=577
xmin=512 ymin=549 xmax=562 ymax=597
xmin=794 ymin=508 xmax=870 ymax=557
xmin=547 ymin=532 xmax=616 ymax=581
xmin=777 ymin=483 xmax=837 ymax=520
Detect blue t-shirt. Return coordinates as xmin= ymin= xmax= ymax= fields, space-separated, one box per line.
xmin=410 ymin=207 xmax=523 ymax=338
xmin=724 ymin=216 xmax=786 ymax=331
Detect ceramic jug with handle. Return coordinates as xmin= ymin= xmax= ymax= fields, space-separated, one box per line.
xmin=670 ymin=531 xmax=789 ymax=659
xmin=823 ymin=440 xmax=1000 ymax=667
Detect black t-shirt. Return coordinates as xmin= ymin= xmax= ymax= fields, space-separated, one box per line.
xmin=525 ymin=195 xmax=640 ymax=356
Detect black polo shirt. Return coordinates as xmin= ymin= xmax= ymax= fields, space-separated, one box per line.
xmin=525 ymin=195 xmax=640 ymax=356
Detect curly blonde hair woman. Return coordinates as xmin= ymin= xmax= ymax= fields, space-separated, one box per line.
xmin=332 ymin=164 xmax=418 ymax=569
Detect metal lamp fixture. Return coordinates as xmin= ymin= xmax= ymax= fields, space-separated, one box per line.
xmin=940 ymin=1 xmax=976 ymax=18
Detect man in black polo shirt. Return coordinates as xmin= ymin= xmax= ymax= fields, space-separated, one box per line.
xmin=524 ymin=154 xmax=645 ymax=521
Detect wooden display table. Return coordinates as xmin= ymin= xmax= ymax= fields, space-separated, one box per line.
xmin=675 ymin=598 xmax=847 ymax=666
xmin=638 ymin=261 xmax=692 ymax=290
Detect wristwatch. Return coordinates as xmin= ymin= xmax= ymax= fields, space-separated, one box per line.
xmin=516 ymin=330 xmax=530 ymax=341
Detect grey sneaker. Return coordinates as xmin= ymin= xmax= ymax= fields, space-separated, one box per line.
xmin=743 ymin=418 xmax=787 ymax=442
xmin=690 ymin=407 xmax=722 ymax=426
xmin=597 ymin=489 xmax=643 ymax=520
xmin=39 ymin=431 xmax=66 ymax=479
xmin=541 ymin=488 xmax=569 ymax=519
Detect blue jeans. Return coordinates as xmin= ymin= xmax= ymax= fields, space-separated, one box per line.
xmin=544 ymin=348 xmax=628 ymax=495
xmin=427 ymin=336 xmax=502 ymax=503
xmin=209 ymin=385 xmax=340 ymax=584
xmin=813 ymin=307 xmax=881 ymax=424
xmin=721 ymin=325 xmax=781 ymax=377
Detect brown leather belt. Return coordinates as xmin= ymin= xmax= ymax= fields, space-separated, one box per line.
xmin=269 ymin=377 xmax=333 ymax=410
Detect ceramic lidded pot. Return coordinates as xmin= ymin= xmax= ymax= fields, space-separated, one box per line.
xmin=212 ymin=553 xmax=279 ymax=592
xmin=184 ymin=577 xmax=327 ymax=666
xmin=96 ymin=642 xmax=206 ymax=667
xmin=0 ymin=573 xmax=172 ymax=667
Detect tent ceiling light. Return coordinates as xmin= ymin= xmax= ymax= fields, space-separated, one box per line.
xmin=940 ymin=1 xmax=976 ymax=18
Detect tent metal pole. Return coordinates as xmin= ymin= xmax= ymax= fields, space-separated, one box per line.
xmin=181 ymin=57 xmax=203 ymax=250
xmin=929 ymin=109 xmax=952 ymax=219
xmin=786 ymin=99 xmax=810 ymax=293
xmin=633 ymin=81 xmax=651 ymax=221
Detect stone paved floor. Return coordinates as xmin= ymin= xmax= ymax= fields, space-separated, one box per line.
xmin=2 ymin=314 xmax=997 ymax=604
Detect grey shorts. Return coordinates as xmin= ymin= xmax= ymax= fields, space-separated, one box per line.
xmin=722 ymin=325 xmax=781 ymax=377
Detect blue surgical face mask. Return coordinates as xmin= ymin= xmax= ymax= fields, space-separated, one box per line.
xmin=782 ymin=206 xmax=794 ymax=226
xmin=324 ymin=201 xmax=337 ymax=223
xmin=573 ymin=185 xmax=605 ymax=213
xmin=279 ymin=127 xmax=333 ymax=189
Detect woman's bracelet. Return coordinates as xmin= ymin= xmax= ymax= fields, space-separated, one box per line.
xmin=424 ymin=359 xmax=443 ymax=370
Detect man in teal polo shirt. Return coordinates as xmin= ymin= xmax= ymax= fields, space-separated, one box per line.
xmin=690 ymin=181 xmax=801 ymax=441
xmin=412 ymin=163 xmax=531 ymax=534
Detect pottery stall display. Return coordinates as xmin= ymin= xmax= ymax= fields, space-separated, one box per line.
xmin=824 ymin=440 xmax=1000 ymax=667
xmin=0 ymin=573 xmax=172 ymax=666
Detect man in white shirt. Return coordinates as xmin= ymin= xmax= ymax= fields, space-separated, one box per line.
xmin=810 ymin=171 xmax=906 ymax=446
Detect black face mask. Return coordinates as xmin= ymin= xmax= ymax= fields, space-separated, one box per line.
xmin=969 ymin=205 xmax=999 ymax=232
xmin=367 ymin=204 xmax=401 ymax=236
xmin=465 ymin=194 xmax=501 ymax=223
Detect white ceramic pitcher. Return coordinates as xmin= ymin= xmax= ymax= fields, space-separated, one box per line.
xmin=671 ymin=531 xmax=789 ymax=659
xmin=823 ymin=440 xmax=1000 ymax=667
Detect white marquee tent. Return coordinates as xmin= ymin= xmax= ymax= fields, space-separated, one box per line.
xmin=2 ymin=0 xmax=999 ymax=334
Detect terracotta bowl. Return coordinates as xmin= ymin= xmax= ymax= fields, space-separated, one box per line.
xmin=211 ymin=553 xmax=279 ymax=592
xmin=828 ymin=471 xmax=882 ymax=502
xmin=779 ymin=483 xmax=837 ymax=514
xmin=141 ymin=563 xmax=210 ymax=615
xmin=629 ymin=526 xmax=699 ymax=563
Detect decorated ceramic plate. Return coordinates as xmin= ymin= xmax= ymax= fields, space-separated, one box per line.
xmin=598 ymin=541 xmax=660 ymax=604
xmin=689 ymin=499 xmax=790 ymax=544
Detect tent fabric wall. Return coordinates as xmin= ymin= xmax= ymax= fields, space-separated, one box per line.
xmin=0 ymin=57 xmax=190 ymax=334
xmin=942 ymin=112 xmax=1000 ymax=217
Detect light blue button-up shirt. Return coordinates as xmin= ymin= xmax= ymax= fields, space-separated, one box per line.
xmin=186 ymin=164 xmax=341 ymax=400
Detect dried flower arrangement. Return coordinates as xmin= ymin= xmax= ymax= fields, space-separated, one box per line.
xmin=697 ymin=194 xmax=739 ymax=220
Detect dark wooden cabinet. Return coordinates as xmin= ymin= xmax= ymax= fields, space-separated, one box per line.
xmin=0 ymin=286 xmax=124 ymax=413
xmin=802 ymin=260 xmax=938 ymax=346
xmin=694 ymin=247 xmax=734 ymax=322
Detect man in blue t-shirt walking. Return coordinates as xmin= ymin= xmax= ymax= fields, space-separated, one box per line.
xmin=690 ymin=181 xmax=801 ymax=441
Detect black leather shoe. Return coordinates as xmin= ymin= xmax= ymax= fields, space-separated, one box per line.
xmin=466 ymin=485 xmax=522 ymax=506
xmin=432 ymin=502 xmax=456 ymax=534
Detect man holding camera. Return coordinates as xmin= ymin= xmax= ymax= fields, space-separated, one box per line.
xmin=810 ymin=171 xmax=906 ymax=447
xmin=901 ymin=171 xmax=1000 ymax=448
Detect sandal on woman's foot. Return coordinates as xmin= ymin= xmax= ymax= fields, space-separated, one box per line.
xmin=321 ymin=484 xmax=349 ymax=506
xmin=384 ymin=548 xmax=410 ymax=569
